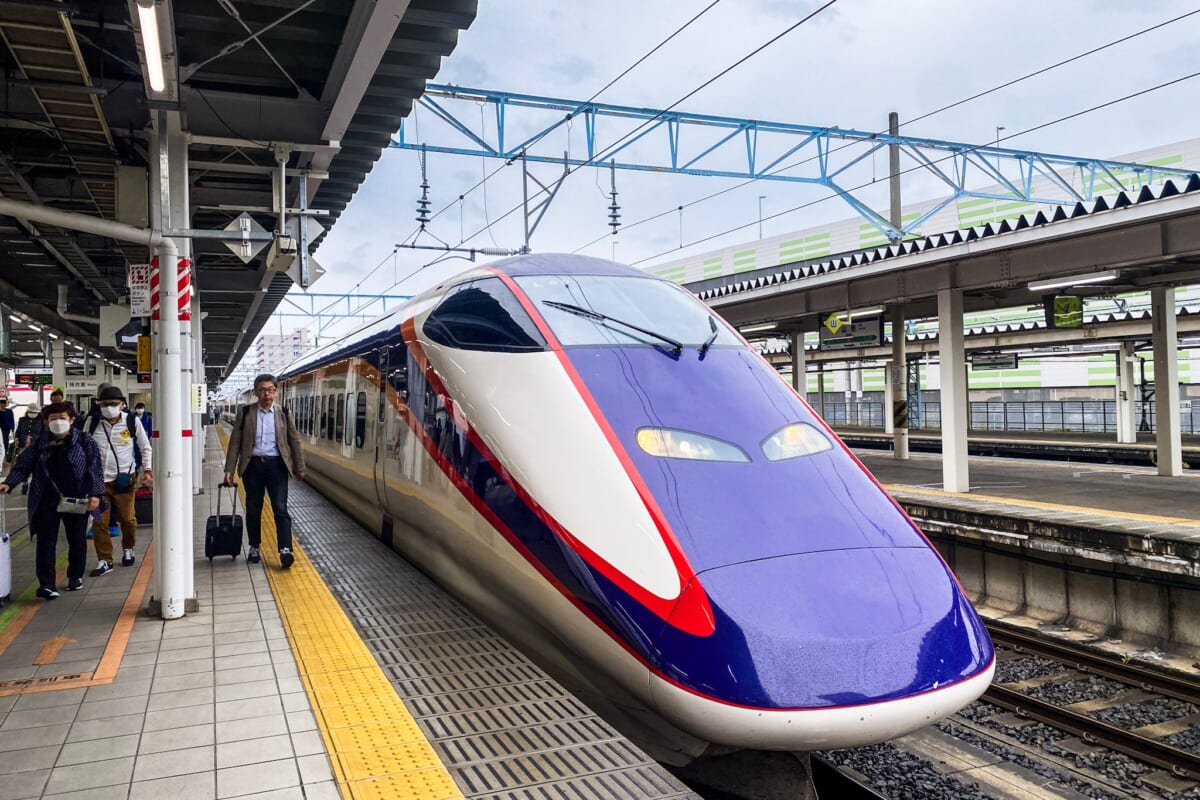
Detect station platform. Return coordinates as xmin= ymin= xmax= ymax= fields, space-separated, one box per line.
xmin=0 ymin=431 xmax=701 ymax=800
xmin=857 ymin=447 xmax=1200 ymax=675
xmin=836 ymin=427 xmax=1200 ymax=469
xmin=855 ymin=447 xmax=1200 ymax=572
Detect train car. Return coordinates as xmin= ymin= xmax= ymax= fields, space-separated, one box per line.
xmin=277 ymin=253 xmax=994 ymax=764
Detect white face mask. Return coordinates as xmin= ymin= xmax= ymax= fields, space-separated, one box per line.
xmin=26 ymin=412 xmax=36 ymax=418
xmin=48 ymin=419 xmax=71 ymax=436
xmin=101 ymin=405 xmax=123 ymax=420
xmin=135 ymin=409 xmax=144 ymax=416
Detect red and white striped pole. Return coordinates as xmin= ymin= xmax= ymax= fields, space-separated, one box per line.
xmin=150 ymin=257 xmax=191 ymax=322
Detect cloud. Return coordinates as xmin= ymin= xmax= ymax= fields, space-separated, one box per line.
xmin=542 ymin=56 xmax=595 ymax=85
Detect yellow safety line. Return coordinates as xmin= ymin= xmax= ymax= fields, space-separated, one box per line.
xmin=885 ymin=483 xmax=1200 ymax=528
xmin=216 ymin=429 xmax=464 ymax=800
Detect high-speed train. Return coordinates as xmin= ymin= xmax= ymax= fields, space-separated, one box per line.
xmin=275 ymin=253 xmax=994 ymax=764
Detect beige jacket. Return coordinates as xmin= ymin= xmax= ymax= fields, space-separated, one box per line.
xmin=223 ymin=403 xmax=304 ymax=477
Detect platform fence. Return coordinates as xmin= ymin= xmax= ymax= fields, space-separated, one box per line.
xmin=816 ymin=400 xmax=1199 ymax=435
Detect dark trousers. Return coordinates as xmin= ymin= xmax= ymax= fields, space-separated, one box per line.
xmin=31 ymin=501 xmax=88 ymax=587
xmin=242 ymin=457 xmax=292 ymax=551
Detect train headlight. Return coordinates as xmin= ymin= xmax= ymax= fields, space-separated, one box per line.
xmin=635 ymin=428 xmax=750 ymax=462
xmin=761 ymin=423 xmax=833 ymax=461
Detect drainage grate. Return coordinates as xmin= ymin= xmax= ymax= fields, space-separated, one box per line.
xmin=289 ymin=485 xmax=701 ymax=799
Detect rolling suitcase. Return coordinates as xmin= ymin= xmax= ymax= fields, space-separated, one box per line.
xmin=205 ymin=482 xmax=243 ymax=561
xmin=0 ymin=494 xmax=10 ymax=607
xmin=135 ymin=487 xmax=153 ymax=526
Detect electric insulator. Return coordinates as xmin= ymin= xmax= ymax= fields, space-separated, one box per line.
xmin=607 ymin=161 xmax=620 ymax=234
xmin=415 ymin=146 xmax=432 ymax=229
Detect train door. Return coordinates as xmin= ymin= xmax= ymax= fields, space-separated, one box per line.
xmin=376 ymin=338 xmax=410 ymax=516
xmin=371 ymin=345 xmax=390 ymax=511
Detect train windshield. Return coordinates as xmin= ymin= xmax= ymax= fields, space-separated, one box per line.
xmin=515 ymin=274 xmax=739 ymax=349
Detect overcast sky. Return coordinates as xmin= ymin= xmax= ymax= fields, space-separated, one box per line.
xmin=290 ymin=0 xmax=1200 ymax=342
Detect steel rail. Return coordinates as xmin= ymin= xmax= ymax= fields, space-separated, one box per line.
xmin=985 ymin=623 xmax=1200 ymax=779
xmin=984 ymin=684 xmax=1200 ymax=779
xmin=988 ymin=624 xmax=1200 ymax=705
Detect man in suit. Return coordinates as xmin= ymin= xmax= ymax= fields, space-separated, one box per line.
xmin=223 ymin=373 xmax=305 ymax=568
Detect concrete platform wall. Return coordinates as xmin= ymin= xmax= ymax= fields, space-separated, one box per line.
xmin=937 ymin=537 xmax=1199 ymax=657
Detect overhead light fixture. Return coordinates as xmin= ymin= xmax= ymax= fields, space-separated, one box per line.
xmin=1028 ymin=270 xmax=1119 ymax=293
xmin=836 ymin=306 xmax=884 ymax=321
xmin=739 ymin=322 xmax=778 ymax=334
xmin=28 ymin=323 xmax=41 ymax=332
xmin=136 ymin=0 xmax=166 ymax=93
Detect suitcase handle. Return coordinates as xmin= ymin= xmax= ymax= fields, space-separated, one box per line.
xmin=215 ymin=482 xmax=240 ymax=517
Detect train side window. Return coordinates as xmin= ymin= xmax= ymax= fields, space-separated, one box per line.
xmin=355 ymin=392 xmax=366 ymax=448
xmin=336 ymin=394 xmax=345 ymax=442
xmin=344 ymin=392 xmax=353 ymax=445
xmin=322 ymin=395 xmax=329 ymax=439
xmin=423 ymin=277 xmax=546 ymax=352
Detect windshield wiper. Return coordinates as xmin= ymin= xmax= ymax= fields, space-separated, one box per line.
xmin=542 ymin=300 xmax=683 ymax=356
xmin=698 ymin=316 xmax=718 ymax=357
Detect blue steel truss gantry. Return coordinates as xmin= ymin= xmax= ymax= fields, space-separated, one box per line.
xmin=274 ymin=293 xmax=412 ymax=345
xmin=390 ymin=85 xmax=1199 ymax=241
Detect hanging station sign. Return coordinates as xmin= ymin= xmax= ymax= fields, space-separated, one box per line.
xmin=970 ymin=352 xmax=1019 ymax=371
xmin=819 ymin=316 xmax=883 ymax=351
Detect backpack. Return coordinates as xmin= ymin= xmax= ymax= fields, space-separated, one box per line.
xmin=88 ymin=411 xmax=143 ymax=471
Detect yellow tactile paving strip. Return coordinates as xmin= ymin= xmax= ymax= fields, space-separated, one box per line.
xmin=217 ymin=429 xmax=465 ymax=800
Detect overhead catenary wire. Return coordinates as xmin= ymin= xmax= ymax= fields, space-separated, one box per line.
xmin=631 ymin=67 xmax=1200 ymax=265
xmin=456 ymin=0 xmax=841 ymax=250
xmin=570 ymin=7 xmax=1200 ymax=255
xmin=305 ymin=0 xmax=734 ymax=339
xmin=392 ymin=0 xmax=727 ymax=251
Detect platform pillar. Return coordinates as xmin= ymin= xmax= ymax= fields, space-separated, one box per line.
xmin=883 ymin=367 xmax=894 ymax=434
xmin=166 ymin=111 xmax=197 ymax=606
xmin=790 ymin=331 xmax=806 ymax=398
xmin=1151 ymin=287 xmax=1183 ymax=476
xmin=50 ymin=338 xmax=65 ymax=393
xmin=192 ymin=297 xmax=205 ymax=495
xmin=816 ymin=362 xmax=826 ymax=419
xmin=890 ymin=306 xmax=909 ymax=458
xmin=938 ymin=288 xmax=969 ymax=492
xmin=1116 ymin=342 xmax=1137 ymax=444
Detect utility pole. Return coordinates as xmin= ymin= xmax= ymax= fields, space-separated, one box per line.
xmin=758 ymin=195 xmax=766 ymax=239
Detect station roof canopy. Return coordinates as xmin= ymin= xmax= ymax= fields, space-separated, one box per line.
xmin=0 ymin=0 xmax=477 ymax=384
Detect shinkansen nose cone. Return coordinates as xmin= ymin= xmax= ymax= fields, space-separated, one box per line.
xmin=656 ymin=547 xmax=994 ymax=710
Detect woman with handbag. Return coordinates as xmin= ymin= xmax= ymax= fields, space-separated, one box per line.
xmin=0 ymin=402 xmax=104 ymax=599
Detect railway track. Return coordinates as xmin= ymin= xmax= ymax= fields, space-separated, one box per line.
xmin=985 ymin=623 xmax=1200 ymax=783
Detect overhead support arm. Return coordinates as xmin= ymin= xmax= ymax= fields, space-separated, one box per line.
xmin=392 ymin=85 xmax=1199 ymax=241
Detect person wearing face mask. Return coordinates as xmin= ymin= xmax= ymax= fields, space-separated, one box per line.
xmin=0 ymin=402 xmax=104 ymax=598
xmin=0 ymin=398 xmax=13 ymax=462
xmin=13 ymin=405 xmax=42 ymax=494
xmin=133 ymin=402 xmax=152 ymax=436
xmin=85 ymin=386 xmax=152 ymax=574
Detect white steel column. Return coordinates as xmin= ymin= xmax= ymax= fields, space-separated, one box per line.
xmin=1116 ymin=342 xmax=1137 ymax=444
xmin=938 ymin=288 xmax=970 ymax=492
xmin=192 ymin=298 xmax=205 ymax=494
xmin=1152 ymin=287 xmax=1182 ymax=476
xmin=51 ymin=339 xmax=66 ymax=389
xmin=166 ymin=112 xmax=196 ymax=608
xmin=150 ymin=109 xmax=189 ymax=619
xmin=890 ymin=306 xmax=909 ymax=458
xmin=817 ymin=362 xmax=826 ymax=419
xmin=790 ymin=331 xmax=806 ymax=396
xmin=883 ymin=369 xmax=894 ymax=434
